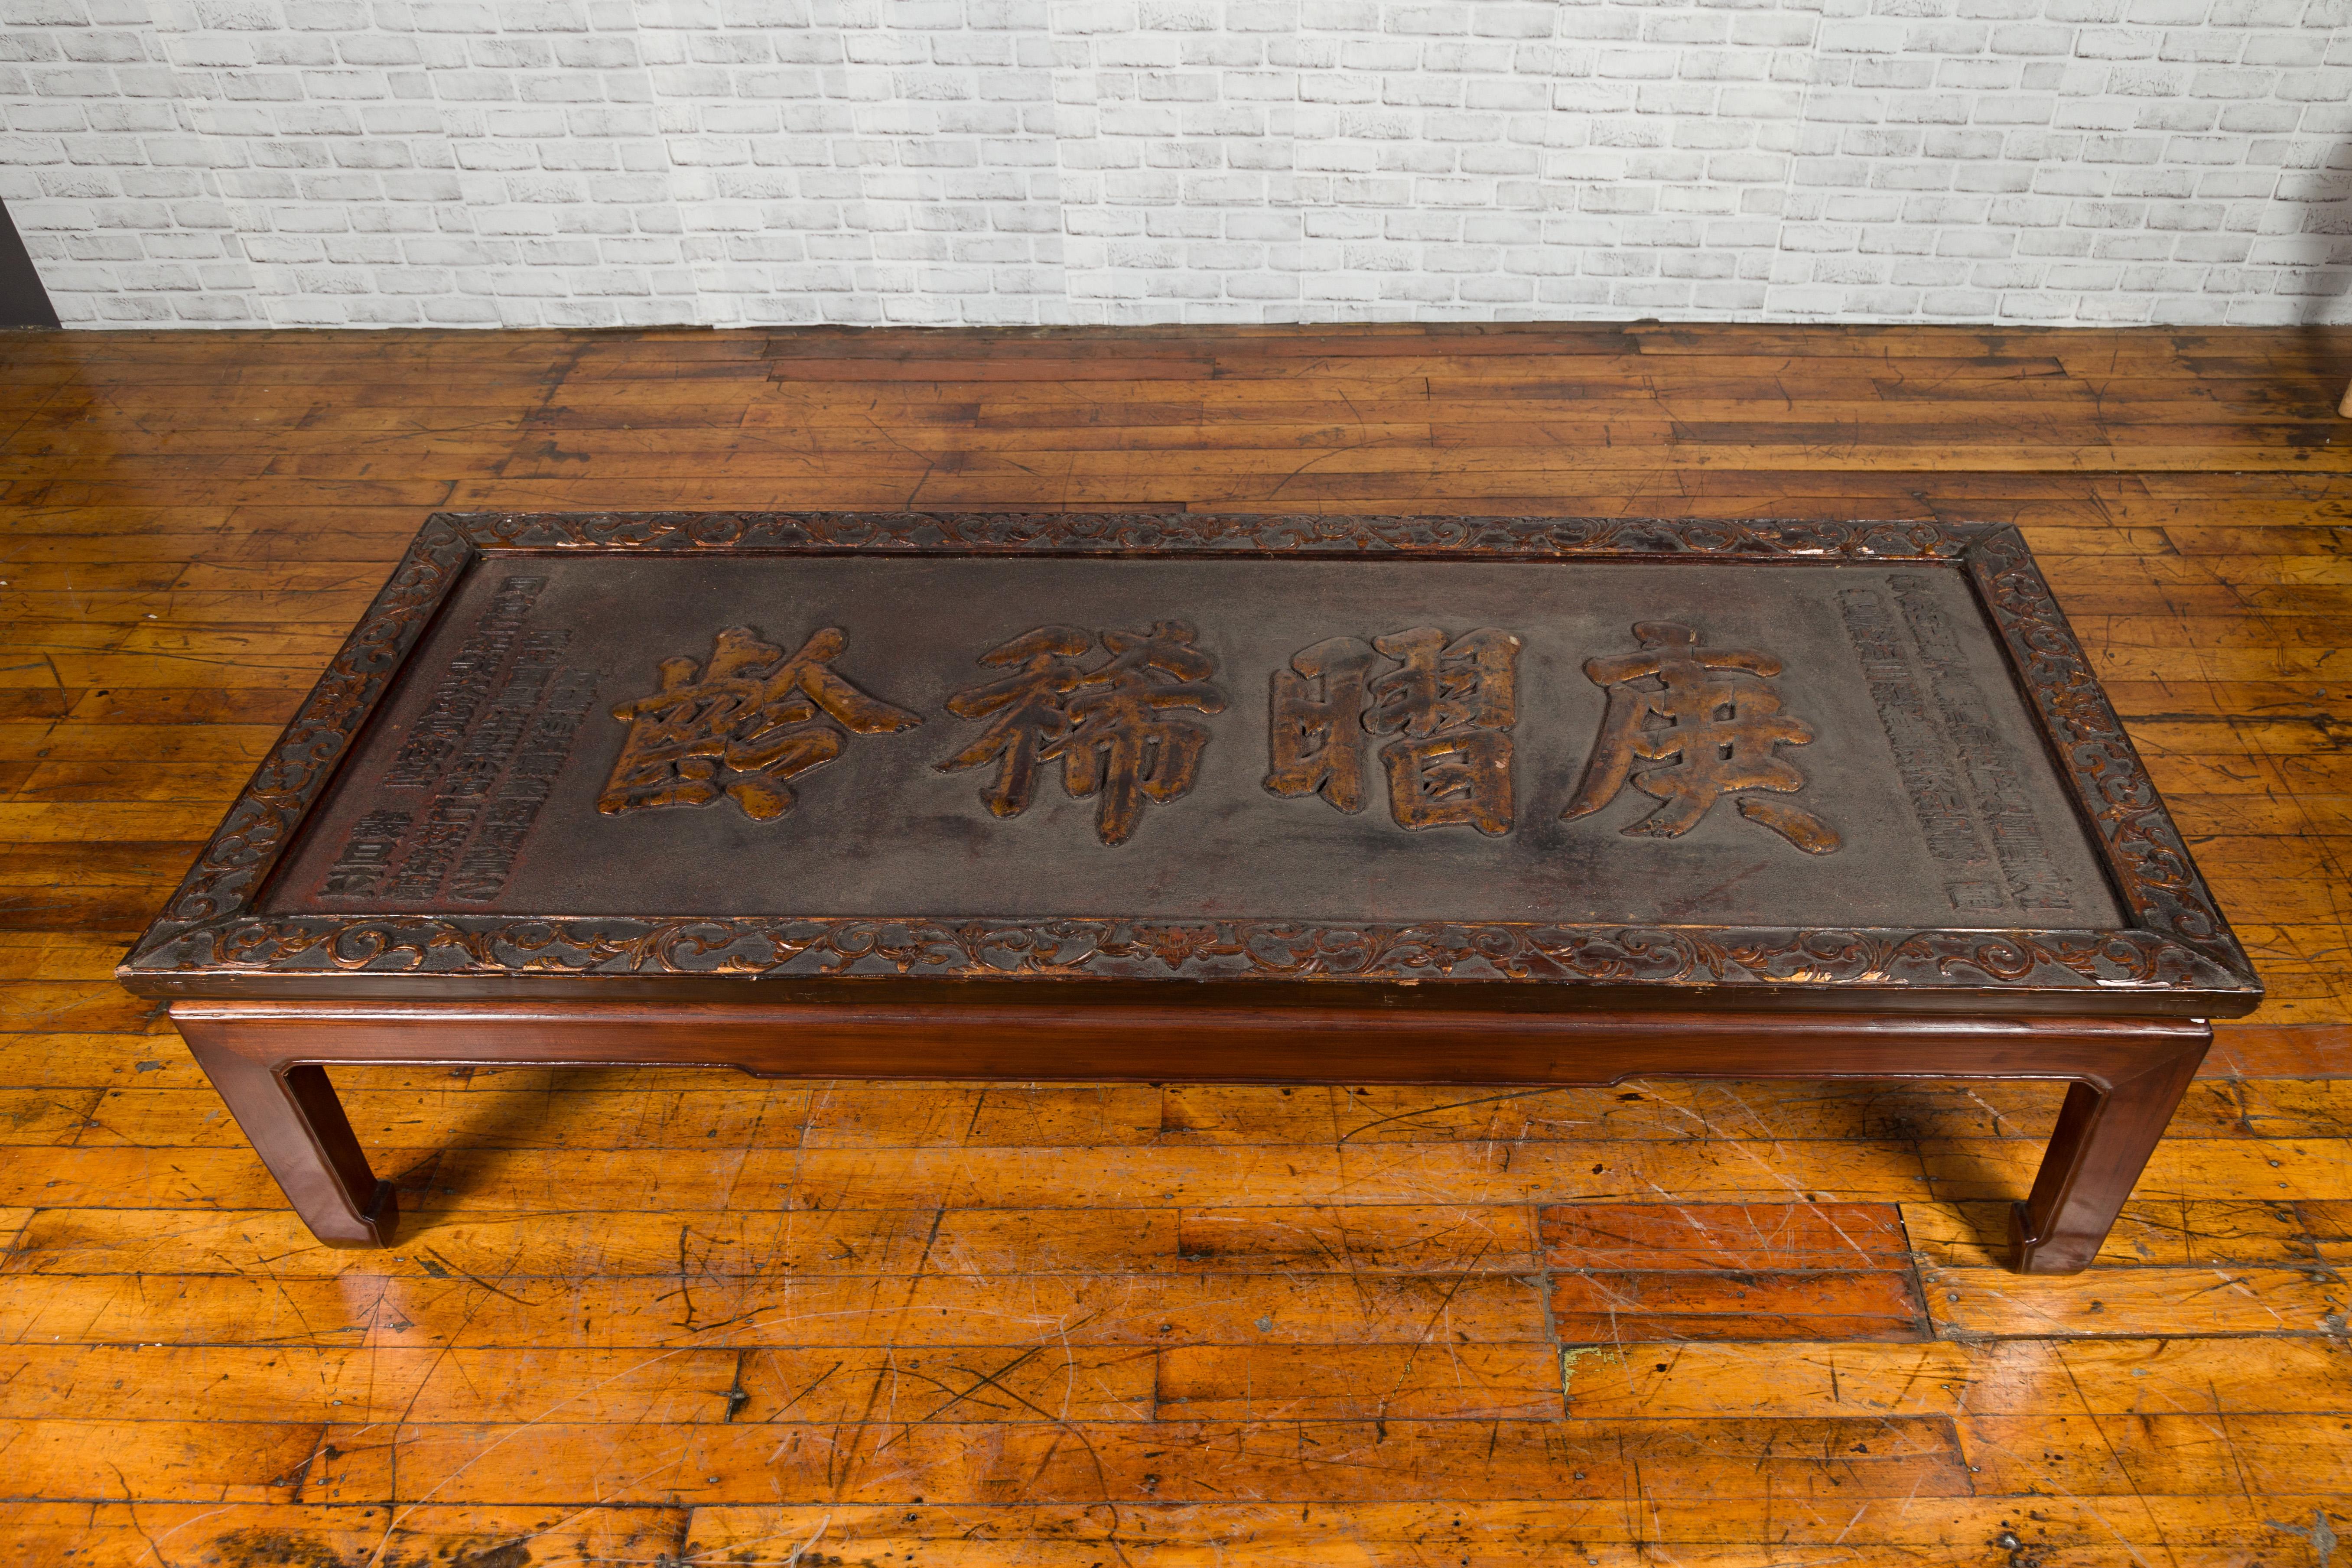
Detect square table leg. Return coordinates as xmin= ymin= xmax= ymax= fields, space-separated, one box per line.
xmin=2008 ymin=1041 xmax=2207 ymax=1274
xmin=181 ymin=1018 xmax=397 ymax=1247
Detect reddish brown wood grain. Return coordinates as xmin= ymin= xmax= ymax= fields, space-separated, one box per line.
xmin=2 ymin=320 xmax=2348 ymax=1566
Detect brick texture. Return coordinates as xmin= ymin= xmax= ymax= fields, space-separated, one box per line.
xmin=1 ymin=0 xmax=2345 ymax=326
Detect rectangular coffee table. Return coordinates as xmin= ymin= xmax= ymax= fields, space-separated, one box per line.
xmin=117 ymin=511 xmax=2261 ymax=1273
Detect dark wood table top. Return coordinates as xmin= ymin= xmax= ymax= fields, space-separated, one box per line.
xmin=117 ymin=511 xmax=2259 ymax=1018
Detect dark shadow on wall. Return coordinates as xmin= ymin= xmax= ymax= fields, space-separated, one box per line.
xmin=0 ymin=199 xmax=59 ymax=329
xmin=2284 ymin=140 xmax=2352 ymax=416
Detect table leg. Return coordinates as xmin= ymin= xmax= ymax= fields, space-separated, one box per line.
xmin=164 ymin=999 xmax=2208 ymax=1264
xmin=183 ymin=1028 xmax=398 ymax=1248
xmin=2008 ymin=1038 xmax=2205 ymax=1275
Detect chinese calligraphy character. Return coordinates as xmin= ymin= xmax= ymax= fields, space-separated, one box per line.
xmin=1265 ymin=635 xmax=1379 ymax=813
xmin=1265 ymin=626 xmax=1521 ymax=835
xmin=1560 ymin=621 xmax=1840 ymax=855
xmin=939 ymin=620 xmax=1226 ymax=845
xmin=319 ymin=808 xmax=413 ymax=899
xmin=599 ymin=624 xmax=921 ymax=822
xmin=934 ymin=625 xmax=1090 ymax=821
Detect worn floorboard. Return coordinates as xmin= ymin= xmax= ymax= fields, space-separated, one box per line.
xmin=1 ymin=321 xmax=2348 ymax=1567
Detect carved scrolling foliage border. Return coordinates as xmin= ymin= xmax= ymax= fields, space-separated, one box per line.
xmin=179 ymin=913 xmax=2236 ymax=991
xmin=147 ymin=516 xmax=477 ymax=934
xmin=120 ymin=510 xmax=2258 ymax=998
xmin=463 ymin=507 xmax=1977 ymax=560
xmin=1965 ymin=527 xmax=2247 ymax=974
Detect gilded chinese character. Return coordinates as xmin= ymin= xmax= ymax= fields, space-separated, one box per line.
xmin=938 ymin=620 xmax=1225 ymax=845
xmin=1560 ymin=620 xmax=1840 ymax=855
xmin=599 ymin=624 xmax=921 ymax=822
xmin=934 ymin=625 xmax=1090 ymax=820
xmin=1266 ymin=625 xmax=1522 ymax=835
xmin=1265 ymin=635 xmax=1379 ymax=813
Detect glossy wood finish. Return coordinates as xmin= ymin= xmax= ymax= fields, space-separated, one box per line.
xmin=5 ymin=322 xmax=2351 ymax=1566
xmin=111 ymin=511 xmax=2259 ymax=1015
xmin=173 ymin=999 xmax=2212 ymax=1271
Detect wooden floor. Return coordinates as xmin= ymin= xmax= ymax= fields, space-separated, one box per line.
xmin=2 ymin=322 xmax=2349 ymax=1567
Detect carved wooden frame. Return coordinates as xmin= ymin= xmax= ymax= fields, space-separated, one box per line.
xmin=117 ymin=511 xmax=2261 ymax=1018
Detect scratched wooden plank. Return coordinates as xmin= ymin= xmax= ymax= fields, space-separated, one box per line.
xmin=1923 ymin=1264 xmax=2347 ymax=1338
xmin=1903 ymin=1198 xmax=2319 ymax=1269
xmin=1560 ymin=1337 xmax=2352 ymax=1418
xmin=0 ymin=721 xmax=282 ymax=762
xmin=5 ymin=1202 xmax=1539 ymax=1280
xmin=20 ymin=1497 xmax=2336 ymax=1567
xmin=672 ymin=1498 xmax=2351 ymax=1566
xmin=10 ymin=758 xmax=263 ymax=802
xmin=1154 ymin=1344 xmax=1564 ymax=1420
xmin=1923 ymin=1135 xmax=2348 ymax=1203
xmin=0 ymin=1419 xmax=322 ymax=1504
xmin=0 ymin=1139 xmax=1941 ymax=1210
xmin=3 ymin=1205 xmax=1186 ymax=1278
xmin=0 ymin=983 xmax=153 ymax=1035
xmin=0 ymin=1270 xmax=1554 ymax=1348
xmin=1549 ymin=1269 xmax=1931 ymax=1344
xmin=0 ymin=1034 xmax=203 ymax=1088
xmin=1170 ymin=1204 xmax=1540 ymax=1272
xmin=1961 ymin=1412 xmax=2352 ymax=1497
xmin=0 ymin=1504 xmax=692 ymax=1568
xmin=0 ymin=1343 xmax=1158 ymax=1424
xmin=1538 ymin=1202 xmax=1913 ymax=1269
xmin=300 ymin=1415 xmax=1975 ymax=1505
xmin=2209 ymin=1024 xmax=2352 ymax=1079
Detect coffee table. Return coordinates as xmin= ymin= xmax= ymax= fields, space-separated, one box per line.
xmin=117 ymin=511 xmax=2261 ymax=1273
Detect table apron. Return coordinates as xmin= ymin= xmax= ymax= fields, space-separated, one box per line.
xmin=169 ymin=1000 xmax=2210 ymax=1093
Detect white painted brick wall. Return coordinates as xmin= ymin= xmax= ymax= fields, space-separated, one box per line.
xmin=2 ymin=0 xmax=2345 ymax=325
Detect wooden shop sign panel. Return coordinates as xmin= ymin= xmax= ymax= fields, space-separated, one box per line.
xmin=117 ymin=513 xmax=2260 ymax=1273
